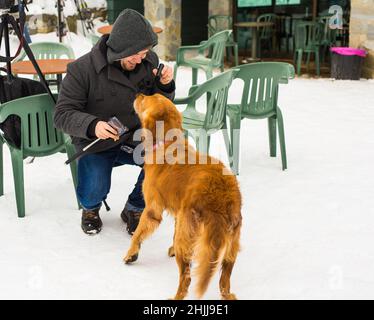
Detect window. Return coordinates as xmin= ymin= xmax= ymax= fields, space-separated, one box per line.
xmin=238 ymin=0 xmax=301 ymax=7
xmin=238 ymin=0 xmax=272 ymax=7
xmin=276 ymin=0 xmax=301 ymax=5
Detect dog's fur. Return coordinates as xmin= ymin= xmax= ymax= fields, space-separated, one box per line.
xmin=124 ymin=93 xmax=242 ymax=300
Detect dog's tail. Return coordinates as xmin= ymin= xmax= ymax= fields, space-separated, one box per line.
xmin=194 ymin=215 xmax=228 ymax=299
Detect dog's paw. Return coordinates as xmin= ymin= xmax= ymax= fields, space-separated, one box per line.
xmin=221 ymin=293 xmax=237 ymax=300
xmin=123 ymin=253 xmax=138 ymax=264
xmin=168 ymin=246 xmax=175 ymax=257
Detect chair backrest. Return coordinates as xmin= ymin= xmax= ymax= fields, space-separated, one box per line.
xmin=187 ymin=69 xmax=238 ymax=130
xmin=233 ymin=62 xmax=295 ymax=119
xmin=203 ymin=30 xmax=232 ymax=68
xmin=276 ymin=14 xmax=292 ymax=37
xmin=0 ymin=94 xmax=65 ymax=157
xmin=294 ymin=21 xmax=323 ymax=50
xmin=257 ymin=13 xmax=277 ymax=39
xmin=318 ymin=16 xmax=337 ymax=45
xmin=18 ymin=42 xmax=75 ymax=61
xmin=88 ymin=34 xmax=101 ymax=46
xmin=208 ymin=15 xmax=233 ymax=36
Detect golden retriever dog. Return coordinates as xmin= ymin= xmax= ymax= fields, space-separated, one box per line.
xmin=124 ymin=93 xmax=242 ymax=300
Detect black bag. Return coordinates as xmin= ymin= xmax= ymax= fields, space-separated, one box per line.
xmin=0 ymin=75 xmax=47 ymax=148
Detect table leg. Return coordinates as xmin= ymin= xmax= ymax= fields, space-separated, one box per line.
xmin=251 ymin=27 xmax=258 ymax=61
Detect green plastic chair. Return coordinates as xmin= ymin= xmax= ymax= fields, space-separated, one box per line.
xmin=16 ymin=41 xmax=75 ymax=61
xmin=15 ymin=42 xmax=75 ymax=89
xmin=244 ymin=13 xmax=276 ymax=58
xmin=174 ymin=30 xmax=232 ymax=86
xmin=294 ymin=21 xmax=323 ymax=76
xmin=0 ymin=94 xmax=79 ymax=218
xmin=208 ymin=15 xmax=239 ymax=67
xmin=174 ymin=69 xmax=238 ymax=155
xmin=225 ymin=62 xmax=295 ymax=175
xmin=318 ymin=16 xmax=338 ymax=62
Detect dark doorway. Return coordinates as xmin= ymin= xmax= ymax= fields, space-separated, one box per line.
xmin=181 ymin=0 xmax=209 ymax=45
xmin=107 ymin=0 xmax=145 ymax=24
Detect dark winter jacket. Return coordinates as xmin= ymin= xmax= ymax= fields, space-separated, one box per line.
xmin=53 ymin=35 xmax=175 ymax=151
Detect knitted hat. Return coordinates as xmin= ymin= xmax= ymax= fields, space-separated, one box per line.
xmin=106 ymin=9 xmax=158 ymax=63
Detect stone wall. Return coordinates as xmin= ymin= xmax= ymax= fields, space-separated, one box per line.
xmin=350 ymin=0 xmax=374 ymax=78
xmin=144 ymin=0 xmax=181 ymax=61
xmin=209 ymin=0 xmax=232 ymax=16
xmin=26 ymin=8 xmax=106 ymax=36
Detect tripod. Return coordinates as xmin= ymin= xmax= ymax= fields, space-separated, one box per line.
xmin=0 ymin=8 xmax=55 ymax=102
xmin=73 ymin=0 xmax=94 ymax=37
xmin=56 ymin=0 xmax=66 ymax=43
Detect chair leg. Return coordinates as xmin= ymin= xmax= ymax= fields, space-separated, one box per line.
xmin=224 ymin=114 xmax=241 ymax=175
xmin=297 ymin=50 xmax=303 ymax=76
xmin=245 ymin=38 xmax=250 ymax=58
xmin=276 ymin=107 xmax=287 ymax=171
xmin=65 ymin=143 xmax=80 ymax=209
xmin=192 ymin=68 xmax=198 ymax=85
xmin=226 ymin=46 xmax=230 ymax=64
xmin=0 ymin=137 xmax=3 ymax=196
xmin=233 ymin=44 xmax=239 ymax=67
xmin=10 ymin=149 xmax=26 ymax=217
xmin=306 ymin=52 xmax=311 ymax=71
xmin=315 ymin=50 xmax=320 ymax=76
xmin=173 ymin=64 xmax=178 ymax=83
xmin=268 ymin=116 xmax=277 ymax=157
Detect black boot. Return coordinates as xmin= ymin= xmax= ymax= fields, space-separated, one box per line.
xmin=81 ymin=208 xmax=102 ymax=235
xmin=121 ymin=207 xmax=142 ymax=235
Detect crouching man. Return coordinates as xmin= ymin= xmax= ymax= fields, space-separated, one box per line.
xmin=54 ymin=9 xmax=175 ymax=235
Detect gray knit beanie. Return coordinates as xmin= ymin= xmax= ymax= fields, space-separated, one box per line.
xmin=106 ymin=9 xmax=158 ymax=63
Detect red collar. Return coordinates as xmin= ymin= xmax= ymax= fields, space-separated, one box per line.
xmin=153 ymin=141 xmax=164 ymax=151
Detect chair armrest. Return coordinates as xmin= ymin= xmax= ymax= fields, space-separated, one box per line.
xmin=174 ymin=96 xmax=191 ymax=105
xmin=279 ymin=64 xmax=295 ymax=83
xmin=176 ymin=45 xmax=203 ymax=64
xmin=0 ymin=104 xmax=11 ymax=124
xmin=174 ymin=85 xmax=200 ymax=105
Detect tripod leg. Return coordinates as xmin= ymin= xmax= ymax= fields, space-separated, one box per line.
xmin=9 ymin=16 xmax=56 ymax=103
xmin=3 ymin=16 xmax=12 ymax=82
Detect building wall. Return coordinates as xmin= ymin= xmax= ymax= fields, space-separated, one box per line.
xmin=350 ymin=0 xmax=374 ymax=78
xmin=144 ymin=0 xmax=233 ymax=61
xmin=209 ymin=0 xmax=232 ymax=16
xmin=144 ymin=0 xmax=181 ymax=61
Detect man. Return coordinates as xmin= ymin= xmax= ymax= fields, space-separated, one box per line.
xmin=54 ymin=9 xmax=175 ymax=235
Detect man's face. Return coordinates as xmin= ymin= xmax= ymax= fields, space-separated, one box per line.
xmin=120 ymin=48 xmax=149 ymax=71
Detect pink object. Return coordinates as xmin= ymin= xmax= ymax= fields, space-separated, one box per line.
xmin=330 ymin=47 xmax=367 ymax=57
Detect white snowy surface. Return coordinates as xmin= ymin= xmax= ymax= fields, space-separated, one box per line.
xmin=26 ymin=0 xmax=107 ymax=16
xmin=1 ymin=30 xmax=374 ymax=299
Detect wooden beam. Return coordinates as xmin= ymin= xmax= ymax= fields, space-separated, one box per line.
xmin=312 ymin=0 xmax=318 ymax=19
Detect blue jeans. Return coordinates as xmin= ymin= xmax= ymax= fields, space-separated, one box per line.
xmin=77 ymin=145 xmax=145 ymax=211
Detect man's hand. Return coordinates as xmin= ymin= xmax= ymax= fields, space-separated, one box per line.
xmin=95 ymin=121 xmax=119 ymax=141
xmin=153 ymin=65 xmax=173 ymax=85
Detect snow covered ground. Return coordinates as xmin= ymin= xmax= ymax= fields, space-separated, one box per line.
xmin=1 ymin=27 xmax=374 ymax=299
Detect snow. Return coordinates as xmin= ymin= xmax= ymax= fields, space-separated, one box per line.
xmin=26 ymin=0 xmax=107 ymax=17
xmin=1 ymin=28 xmax=374 ymax=300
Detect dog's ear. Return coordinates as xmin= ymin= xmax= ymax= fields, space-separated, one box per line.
xmin=142 ymin=109 xmax=166 ymax=144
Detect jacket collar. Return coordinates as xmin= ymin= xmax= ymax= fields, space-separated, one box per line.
xmin=91 ymin=35 xmax=155 ymax=91
xmin=91 ymin=35 xmax=109 ymax=74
